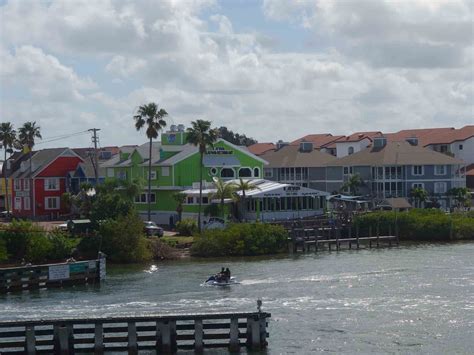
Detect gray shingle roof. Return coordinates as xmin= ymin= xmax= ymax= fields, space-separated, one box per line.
xmin=260 ymin=145 xmax=337 ymax=168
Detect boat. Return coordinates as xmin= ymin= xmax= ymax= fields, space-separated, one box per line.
xmin=203 ymin=276 xmax=239 ymax=287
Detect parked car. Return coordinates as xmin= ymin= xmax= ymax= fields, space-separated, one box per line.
xmin=0 ymin=210 xmax=12 ymax=219
xmin=203 ymin=217 xmax=226 ymax=230
xmin=144 ymin=221 xmax=164 ymax=237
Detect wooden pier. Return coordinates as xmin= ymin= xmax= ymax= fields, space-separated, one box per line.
xmin=288 ymin=225 xmax=399 ymax=253
xmin=0 ymin=255 xmax=106 ymax=294
xmin=0 ymin=304 xmax=270 ymax=354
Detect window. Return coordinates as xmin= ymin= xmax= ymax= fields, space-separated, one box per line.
xmin=161 ymin=167 xmax=170 ymax=177
xmin=459 ymin=144 xmax=463 ymax=150
xmin=238 ymin=168 xmax=252 ymax=178
xmin=44 ymin=178 xmax=60 ymax=191
xmin=148 ymin=193 xmax=156 ymax=203
xmin=209 ymin=167 xmax=218 ymax=176
xmin=146 ymin=170 xmax=157 ymax=180
xmin=45 ymin=197 xmax=59 ymax=210
xmin=23 ymin=197 xmax=31 ymax=210
xmin=14 ymin=197 xmax=21 ymax=210
xmin=107 ymin=168 xmax=114 ymax=178
xmin=434 ymin=165 xmax=446 ymax=176
xmin=412 ymin=183 xmax=424 ymax=189
xmin=412 ymin=165 xmax=423 ymax=176
xmin=135 ymin=193 xmax=155 ymax=203
xmin=202 ymin=197 xmax=209 ymax=204
xmin=343 ymin=166 xmax=353 ymax=175
xmin=348 ymin=146 xmax=354 ymax=155
xmin=434 ymin=182 xmax=447 ymax=194
xmin=253 ymin=167 xmax=260 ymax=177
xmin=24 ymin=179 xmax=30 ymax=191
xmin=264 ymin=169 xmax=273 ymax=178
xmin=187 ymin=196 xmax=194 ymax=204
xmin=14 ymin=179 xmax=21 ymax=191
xmin=116 ymin=171 xmax=127 ymax=180
xmin=221 ymin=168 xmax=235 ymax=178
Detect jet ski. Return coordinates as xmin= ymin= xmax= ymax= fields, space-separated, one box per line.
xmin=204 ymin=275 xmax=239 ymax=287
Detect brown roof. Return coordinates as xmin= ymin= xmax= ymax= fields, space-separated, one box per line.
xmin=383 ymin=198 xmax=412 ymax=209
xmin=327 ymin=141 xmax=464 ymax=166
xmin=385 ymin=126 xmax=474 ymax=147
xmin=260 ymin=145 xmax=337 ymax=168
xmin=337 ymin=131 xmax=383 ymax=143
xmin=290 ymin=134 xmax=344 ymax=148
xmin=247 ymin=143 xmax=276 ymax=156
xmin=466 ymin=164 xmax=474 ymax=176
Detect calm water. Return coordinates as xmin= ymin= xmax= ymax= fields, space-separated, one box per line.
xmin=1 ymin=243 xmax=473 ymax=354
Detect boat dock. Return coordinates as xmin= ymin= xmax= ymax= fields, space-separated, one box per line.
xmin=0 ymin=302 xmax=270 ymax=354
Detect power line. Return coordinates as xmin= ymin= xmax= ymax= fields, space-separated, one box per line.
xmin=35 ymin=130 xmax=90 ymax=145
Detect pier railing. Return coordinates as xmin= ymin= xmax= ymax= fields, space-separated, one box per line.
xmin=0 ymin=255 xmax=106 ymax=294
xmin=0 ymin=308 xmax=271 ymax=354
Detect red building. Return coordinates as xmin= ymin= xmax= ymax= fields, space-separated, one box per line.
xmin=10 ymin=148 xmax=83 ymax=219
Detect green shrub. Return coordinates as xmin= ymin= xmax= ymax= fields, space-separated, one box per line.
xmin=176 ymin=218 xmax=198 ymax=236
xmin=98 ymin=212 xmax=152 ymax=263
xmin=25 ymin=234 xmax=53 ymax=263
xmin=1 ymin=220 xmax=46 ymax=261
xmin=47 ymin=230 xmax=76 ymax=260
xmin=77 ymin=236 xmax=102 ymax=260
xmin=191 ymin=223 xmax=288 ymax=257
xmin=353 ymin=209 xmax=474 ymax=241
xmin=0 ymin=237 xmax=7 ymax=262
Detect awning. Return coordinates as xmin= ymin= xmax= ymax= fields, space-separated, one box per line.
xmin=203 ymin=155 xmax=240 ymax=167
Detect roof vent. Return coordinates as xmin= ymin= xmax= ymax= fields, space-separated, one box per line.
xmin=299 ymin=141 xmax=313 ymax=152
xmin=373 ymin=137 xmax=387 ymax=148
xmin=276 ymin=140 xmax=289 ymax=150
xmin=406 ymin=137 xmax=418 ymax=146
xmin=177 ymin=124 xmax=185 ymax=132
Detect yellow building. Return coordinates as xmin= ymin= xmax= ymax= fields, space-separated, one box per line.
xmin=0 ymin=165 xmax=13 ymax=211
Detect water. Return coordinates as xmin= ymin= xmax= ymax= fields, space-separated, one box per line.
xmin=1 ymin=243 xmax=473 ymax=354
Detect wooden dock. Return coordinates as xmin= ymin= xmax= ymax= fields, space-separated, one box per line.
xmin=289 ymin=225 xmax=399 ymax=252
xmin=0 ymin=255 xmax=106 ymax=294
xmin=0 ymin=303 xmax=271 ymax=354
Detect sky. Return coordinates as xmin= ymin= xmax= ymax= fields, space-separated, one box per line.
xmin=0 ymin=0 xmax=473 ymax=150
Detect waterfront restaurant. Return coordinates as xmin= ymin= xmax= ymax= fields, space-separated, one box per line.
xmin=182 ymin=179 xmax=329 ymax=222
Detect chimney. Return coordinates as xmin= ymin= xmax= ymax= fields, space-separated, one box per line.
xmin=276 ymin=140 xmax=289 ymax=150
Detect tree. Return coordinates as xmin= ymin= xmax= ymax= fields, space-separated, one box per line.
xmin=448 ymin=187 xmax=471 ymax=210
xmin=410 ymin=187 xmax=428 ymax=208
xmin=341 ymin=174 xmax=363 ymax=195
xmin=173 ymin=192 xmax=186 ymax=222
xmin=0 ymin=122 xmax=16 ymax=213
xmin=211 ymin=177 xmax=237 ymax=219
xmin=134 ymin=103 xmax=168 ymax=221
xmin=217 ymin=126 xmax=257 ymax=146
xmin=18 ymin=122 xmax=42 ymax=217
xmin=233 ymin=178 xmax=260 ymax=221
xmin=186 ymin=120 xmax=218 ymax=232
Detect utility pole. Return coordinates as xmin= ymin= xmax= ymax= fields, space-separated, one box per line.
xmin=88 ymin=128 xmax=101 ymax=186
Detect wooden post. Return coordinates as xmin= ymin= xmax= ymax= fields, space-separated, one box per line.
xmin=356 ymin=225 xmax=360 ymax=249
xmin=246 ymin=317 xmax=261 ymax=350
xmin=94 ymin=322 xmax=104 ymax=354
xmin=158 ymin=321 xmax=172 ymax=354
xmin=128 ymin=321 xmax=138 ymax=354
xmin=229 ymin=317 xmax=239 ymax=352
xmin=194 ymin=319 xmax=204 ymax=353
xmin=377 ymin=235 xmax=380 ymax=248
xmin=54 ymin=324 xmax=73 ymax=355
xmin=25 ymin=325 xmax=36 ymax=355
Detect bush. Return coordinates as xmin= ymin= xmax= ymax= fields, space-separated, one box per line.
xmin=1 ymin=220 xmax=45 ymax=260
xmin=98 ymin=212 xmax=152 ymax=263
xmin=0 ymin=237 xmax=7 ymax=262
xmin=176 ymin=218 xmax=198 ymax=236
xmin=149 ymin=238 xmax=179 ymax=260
xmin=47 ymin=229 xmax=76 ymax=260
xmin=77 ymin=235 xmax=102 ymax=260
xmin=353 ymin=209 xmax=474 ymax=241
xmin=25 ymin=234 xmax=53 ymax=263
xmin=191 ymin=223 xmax=288 ymax=257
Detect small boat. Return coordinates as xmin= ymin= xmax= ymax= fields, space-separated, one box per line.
xmin=204 ymin=276 xmax=239 ymax=287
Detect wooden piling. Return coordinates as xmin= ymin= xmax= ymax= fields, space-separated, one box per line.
xmin=128 ymin=321 xmax=137 ymax=354
xmin=194 ymin=319 xmax=203 ymax=353
xmin=25 ymin=325 xmax=35 ymax=355
xmin=94 ymin=322 xmax=104 ymax=354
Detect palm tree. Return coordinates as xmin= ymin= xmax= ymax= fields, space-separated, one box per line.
xmin=18 ymin=122 xmax=42 ymax=217
xmin=173 ymin=192 xmax=186 ymax=222
xmin=186 ymin=120 xmax=218 ymax=232
xmin=134 ymin=103 xmax=168 ymax=221
xmin=410 ymin=187 xmax=428 ymax=208
xmin=233 ymin=178 xmax=260 ymax=221
xmin=211 ymin=177 xmax=237 ymax=220
xmin=0 ymin=122 xmax=16 ymax=213
xmin=341 ymin=174 xmax=363 ymax=195
xmin=448 ymin=187 xmax=471 ymax=210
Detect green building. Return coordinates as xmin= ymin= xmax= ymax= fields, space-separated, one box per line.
xmin=101 ymin=126 xmax=267 ymax=224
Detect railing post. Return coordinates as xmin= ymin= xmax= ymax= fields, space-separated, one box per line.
xmin=25 ymin=325 xmax=36 ymax=355
xmin=157 ymin=321 xmax=172 ymax=354
xmin=54 ymin=323 xmax=74 ymax=355
xmin=94 ymin=322 xmax=104 ymax=354
xmin=229 ymin=317 xmax=239 ymax=352
xmin=194 ymin=319 xmax=203 ymax=353
xmin=128 ymin=321 xmax=138 ymax=354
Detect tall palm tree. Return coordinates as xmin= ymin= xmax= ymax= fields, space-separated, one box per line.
xmin=233 ymin=178 xmax=260 ymax=221
xmin=0 ymin=122 xmax=16 ymax=213
xmin=186 ymin=120 xmax=218 ymax=232
xmin=211 ymin=177 xmax=237 ymax=220
xmin=341 ymin=174 xmax=363 ymax=195
xmin=134 ymin=103 xmax=168 ymax=221
xmin=18 ymin=122 xmax=42 ymax=217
